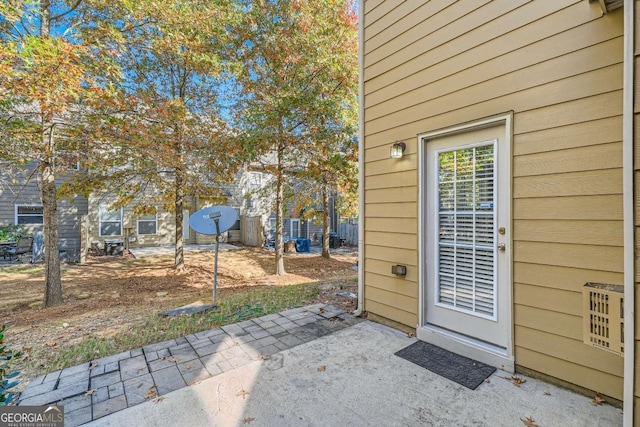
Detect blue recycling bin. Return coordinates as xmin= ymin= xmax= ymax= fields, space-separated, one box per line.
xmin=295 ymin=238 xmax=310 ymax=253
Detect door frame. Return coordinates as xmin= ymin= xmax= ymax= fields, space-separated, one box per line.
xmin=183 ymin=210 xmax=190 ymax=242
xmin=290 ymin=218 xmax=301 ymax=239
xmin=417 ymin=113 xmax=514 ymax=372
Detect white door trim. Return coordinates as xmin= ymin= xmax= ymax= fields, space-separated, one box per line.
xmin=290 ymin=218 xmax=301 ymax=239
xmin=183 ymin=210 xmax=190 ymax=241
xmin=417 ymin=113 xmax=514 ymax=372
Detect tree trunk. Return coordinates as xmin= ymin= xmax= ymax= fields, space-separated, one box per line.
xmin=40 ymin=1 xmax=63 ymax=307
xmin=321 ymin=188 xmax=330 ymax=259
xmin=274 ymin=144 xmax=285 ymax=275
xmin=42 ymin=133 xmax=63 ymax=306
xmin=41 ymin=1 xmax=51 ymax=37
xmin=174 ymin=166 xmax=185 ymax=271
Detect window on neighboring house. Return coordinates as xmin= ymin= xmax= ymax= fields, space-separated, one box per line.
xmin=137 ymin=214 xmax=157 ymax=235
xmin=99 ymin=205 xmax=123 ymax=236
xmin=15 ymin=205 xmax=44 ymax=225
xmin=248 ymin=172 xmax=262 ymax=191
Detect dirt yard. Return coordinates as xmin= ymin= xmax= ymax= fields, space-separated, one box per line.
xmin=0 ymin=245 xmax=358 ymax=382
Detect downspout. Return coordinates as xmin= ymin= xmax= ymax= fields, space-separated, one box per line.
xmin=354 ymin=0 xmax=364 ymax=316
xmin=623 ymin=1 xmax=635 ymax=426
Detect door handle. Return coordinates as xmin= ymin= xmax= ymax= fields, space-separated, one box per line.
xmin=497 ymin=243 xmax=506 ymax=251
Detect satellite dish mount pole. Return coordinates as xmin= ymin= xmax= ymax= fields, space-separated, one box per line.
xmin=210 ymin=212 xmax=222 ymax=302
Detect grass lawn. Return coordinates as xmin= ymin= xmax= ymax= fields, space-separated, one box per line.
xmin=0 ymin=245 xmax=358 ymax=391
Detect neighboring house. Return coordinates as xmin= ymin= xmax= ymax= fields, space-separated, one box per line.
xmin=246 ymin=158 xmax=345 ymax=245
xmin=0 ymin=163 xmax=87 ymax=260
xmin=0 ymin=165 xmax=271 ymax=258
xmin=267 ymin=194 xmax=341 ymax=245
xmin=360 ymin=0 xmax=639 ymax=421
xmin=86 ymin=168 xmax=272 ymax=250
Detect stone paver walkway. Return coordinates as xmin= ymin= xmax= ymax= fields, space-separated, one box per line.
xmin=18 ymin=303 xmax=363 ymax=427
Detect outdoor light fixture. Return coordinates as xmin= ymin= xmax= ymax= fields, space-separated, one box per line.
xmin=390 ymin=141 xmax=406 ymax=159
xmin=392 ymin=264 xmax=407 ymax=276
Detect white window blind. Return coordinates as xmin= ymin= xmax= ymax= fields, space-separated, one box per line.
xmin=437 ymin=143 xmax=496 ymax=318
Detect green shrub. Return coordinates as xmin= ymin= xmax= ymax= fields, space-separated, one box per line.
xmin=0 ymin=225 xmax=30 ymax=242
xmin=0 ymin=325 xmax=22 ymax=406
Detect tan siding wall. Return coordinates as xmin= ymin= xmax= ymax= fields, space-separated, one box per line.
xmin=87 ymin=193 xmax=179 ymax=248
xmin=634 ymin=0 xmax=640 ymax=418
xmin=363 ymin=0 xmax=624 ymax=399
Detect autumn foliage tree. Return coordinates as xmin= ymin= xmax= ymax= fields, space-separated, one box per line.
xmin=235 ymin=0 xmax=358 ymax=273
xmin=62 ymin=0 xmax=242 ymax=271
xmin=0 ymin=1 xmax=121 ymax=306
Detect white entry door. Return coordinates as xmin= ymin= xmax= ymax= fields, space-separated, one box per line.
xmin=183 ymin=210 xmax=190 ymax=241
xmin=424 ymin=124 xmax=510 ymax=350
xmin=290 ymin=219 xmax=301 ymax=239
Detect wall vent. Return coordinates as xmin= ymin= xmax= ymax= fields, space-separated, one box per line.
xmin=582 ymin=283 xmax=624 ymax=357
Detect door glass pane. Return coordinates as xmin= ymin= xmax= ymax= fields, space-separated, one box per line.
xmin=436 ymin=142 xmax=496 ymax=318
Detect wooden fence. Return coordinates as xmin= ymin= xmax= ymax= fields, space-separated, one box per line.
xmin=241 ymin=216 xmax=264 ymax=247
xmin=338 ymin=222 xmax=358 ymax=246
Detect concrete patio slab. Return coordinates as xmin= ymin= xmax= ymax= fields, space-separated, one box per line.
xmin=87 ymin=321 xmax=621 ymax=427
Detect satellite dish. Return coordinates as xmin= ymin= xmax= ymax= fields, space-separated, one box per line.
xmin=189 ymin=206 xmax=238 ymax=235
xmin=188 ymin=205 xmax=239 ymax=303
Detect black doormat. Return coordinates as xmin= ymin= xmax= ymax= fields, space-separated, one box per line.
xmin=395 ymin=341 xmax=496 ymax=390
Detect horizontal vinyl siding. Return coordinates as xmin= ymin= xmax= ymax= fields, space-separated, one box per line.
xmin=0 ymin=165 xmax=86 ymax=253
xmin=362 ymin=0 xmax=623 ymax=399
xmin=634 ymin=5 xmax=640 ymax=417
xmin=87 ymin=193 xmax=176 ymax=248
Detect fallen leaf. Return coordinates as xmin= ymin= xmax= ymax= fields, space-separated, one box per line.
xmin=188 ymin=380 xmax=200 ymax=386
xmin=319 ymin=308 xmax=325 ymax=313
xmin=137 ymin=366 xmax=146 ymax=372
xmin=513 ymin=376 xmax=526 ymax=386
xmin=502 ymin=375 xmax=526 ymax=387
xmin=44 ymin=341 xmax=57 ymax=347
xmin=153 ymin=396 xmax=165 ymax=404
xmin=85 ymin=389 xmax=96 ymax=396
xmin=146 ymin=389 xmax=157 ymax=399
xmin=591 ymin=393 xmax=606 ymax=406
xmin=484 ymin=379 xmax=490 ymax=384
xmin=236 ymin=389 xmax=250 ymax=399
xmin=406 ymin=332 xmax=414 ymax=338
xmin=88 ymin=361 xmax=98 ymax=370
xmin=185 ymin=364 xmax=192 ymax=370
xmin=243 ymin=418 xmax=255 ymax=424
xmin=317 ymin=365 xmax=326 ymax=372
xmin=543 ymin=391 xmax=551 ymax=396
xmin=520 ymin=416 xmax=540 ymax=427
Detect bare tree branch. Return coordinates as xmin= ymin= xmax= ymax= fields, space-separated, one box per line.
xmin=51 ymin=0 xmax=83 ymax=21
